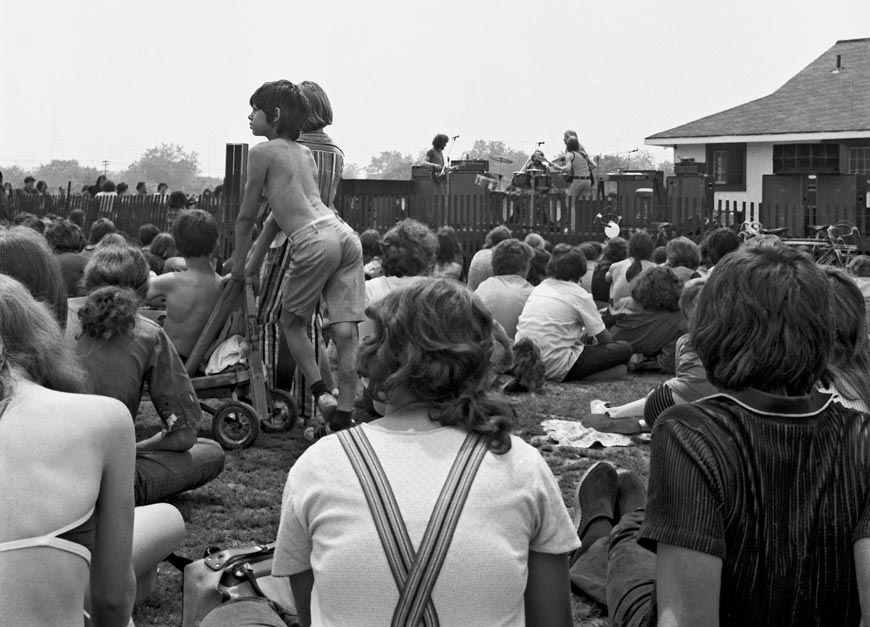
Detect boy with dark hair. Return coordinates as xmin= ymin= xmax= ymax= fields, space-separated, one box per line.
xmin=231 ymin=79 xmax=365 ymax=436
xmin=147 ymin=209 xmax=222 ymax=358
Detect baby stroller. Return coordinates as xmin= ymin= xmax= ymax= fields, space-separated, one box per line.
xmin=183 ymin=278 xmax=297 ymax=449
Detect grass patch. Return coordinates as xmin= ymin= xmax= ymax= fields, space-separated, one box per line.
xmin=132 ymin=373 xmax=665 ymax=626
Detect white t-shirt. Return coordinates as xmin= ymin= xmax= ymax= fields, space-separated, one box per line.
xmin=474 ymin=274 xmax=534 ymax=339
xmin=605 ymin=258 xmax=656 ymax=303
xmin=359 ymin=275 xmax=425 ymax=342
xmin=514 ymin=278 xmax=605 ymax=381
xmin=272 ymin=423 xmax=580 ymax=627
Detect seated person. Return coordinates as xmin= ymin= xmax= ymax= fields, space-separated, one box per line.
xmin=578 ymin=242 xmax=599 ymax=294
xmin=146 ymin=209 xmax=222 ymax=358
xmin=570 ymin=247 xmax=870 ymax=626
xmin=81 ymin=217 xmax=116 ymax=258
xmin=590 ymin=236 xmax=626 ymax=304
xmin=515 ymin=244 xmax=632 ymax=382
xmin=467 ymin=224 xmax=513 ymax=290
xmin=587 ymin=280 xmax=716 ymax=434
xmin=474 ymin=238 xmax=535 ymax=339
xmin=67 ymin=244 xmax=225 ymax=506
xmin=611 ymin=266 xmax=687 ymax=373
xmin=361 ymin=218 xmax=437 ymax=343
xmin=143 ymin=232 xmax=177 ymax=275
xmin=360 ymin=228 xmax=383 ymax=280
xmin=664 ymin=236 xmax=702 ymax=283
xmin=45 ymin=218 xmax=89 ymax=297
xmin=606 ymin=230 xmax=656 ymax=307
xmin=139 ymin=223 xmax=160 ymax=250
xmin=433 ymin=225 xmax=464 ymax=281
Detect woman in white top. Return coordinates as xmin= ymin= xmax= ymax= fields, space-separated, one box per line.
xmin=266 ymin=278 xmax=581 ymax=627
xmin=606 ymin=229 xmax=656 ymax=306
xmin=0 ymin=274 xmax=136 ymax=627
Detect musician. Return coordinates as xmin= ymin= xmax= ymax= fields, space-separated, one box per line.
xmin=422 ymin=134 xmax=450 ymax=188
xmin=550 ymin=136 xmax=595 ymax=201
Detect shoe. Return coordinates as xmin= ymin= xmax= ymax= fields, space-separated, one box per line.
xmin=573 ymin=461 xmax=618 ymax=542
xmin=316 ymin=392 xmax=338 ymax=423
xmin=303 ymin=420 xmax=333 ymax=443
xmin=615 ymin=469 xmax=647 ymax=522
xmin=589 ymin=399 xmax=611 ymax=415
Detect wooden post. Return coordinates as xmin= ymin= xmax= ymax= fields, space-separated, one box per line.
xmin=221 ymin=144 xmax=248 ymax=261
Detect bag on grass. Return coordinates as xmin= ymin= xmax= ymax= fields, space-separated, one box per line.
xmin=178 ymin=543 xmax=298 ymax=627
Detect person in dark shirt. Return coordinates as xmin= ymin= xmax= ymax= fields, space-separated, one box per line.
xmin=571 ymin=246 xmax=870 ymax=626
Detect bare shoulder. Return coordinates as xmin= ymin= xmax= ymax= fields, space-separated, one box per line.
xmin=17 ymin=383 xmax=133 ymax=441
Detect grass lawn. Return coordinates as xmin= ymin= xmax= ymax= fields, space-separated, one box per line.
xmin=132 ymin=373 xmax=666 ymax=626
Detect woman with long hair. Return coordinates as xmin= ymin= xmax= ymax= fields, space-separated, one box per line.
xmin=67 ymin=244 xmax=224 ymax=506
xmin=0 ymin=273 xmax=136 ymax=626
xmin=433 ymin=225 xmax=464 ymax=281
xmin=203 ymin=278 xmax=579 ymax=626
xmin=605 ymin=229 xmax=655 ymax=306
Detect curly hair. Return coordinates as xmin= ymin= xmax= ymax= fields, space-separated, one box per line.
xmin=631 ymin=266 xmax=682 ymax=312
xmin=79 ymin=245 xmax=150 ymax=340
xmin=665 ymin=237 xmax=701 ymax=270
xmin=0 ymin=274 xmax=84 ymax=399
xmin=819 ymin=266 xmax=870 ymax=405
xmin=625 ymin=230 xmax=654 ymax=282
xmin=484 ymin=225 xmax=513 ymax=249
xmin=380 ymin=219 xmax=437 ymax=278
xmin=692 ymin=247 xmax=830 ymax=395
xmin=358 ymin=278 xmax=515 ymax=454
xmin=45 ymin=219 xmax=85 ymax=253
xmin=436 ymin=225 xmax=462 ymax=265
xmin=491 ymin=238 xmax=533 ymax=276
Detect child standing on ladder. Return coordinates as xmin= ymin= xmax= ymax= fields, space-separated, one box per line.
xmin=230 ymin=79 xmax=365 ymax=439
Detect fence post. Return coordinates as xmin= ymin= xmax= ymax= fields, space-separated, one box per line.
xmin=221 ymin=144 xmax=248 ymax=261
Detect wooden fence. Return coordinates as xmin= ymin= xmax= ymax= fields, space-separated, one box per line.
xmin=7 ymin=187 xmax=870 ymax=256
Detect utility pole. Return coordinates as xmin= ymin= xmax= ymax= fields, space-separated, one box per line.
xmin=101 ymin=160 xmax=109 ymax=175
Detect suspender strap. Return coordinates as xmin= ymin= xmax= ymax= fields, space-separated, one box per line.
xmin=393 ymin=431 xmax=488 ymax=627
xmin=337 ymin=426 xmax=488 ymax=627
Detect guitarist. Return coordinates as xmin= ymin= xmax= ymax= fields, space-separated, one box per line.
xmin=422 ymin=133 xmax=450 ymax=189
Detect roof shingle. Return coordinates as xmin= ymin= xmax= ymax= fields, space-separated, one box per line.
xmin=646 ymin=38 xmax=870 ymax=141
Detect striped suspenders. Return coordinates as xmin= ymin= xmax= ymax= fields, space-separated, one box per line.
xmin=337 ymin=426 xmax=488 ymax=627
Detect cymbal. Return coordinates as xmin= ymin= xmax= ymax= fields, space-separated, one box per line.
xmin=489 ymin=154 xmax=513 ymax=164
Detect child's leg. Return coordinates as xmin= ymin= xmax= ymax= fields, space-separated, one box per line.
xmin=329 ymin=321 xmax=359 ymax=414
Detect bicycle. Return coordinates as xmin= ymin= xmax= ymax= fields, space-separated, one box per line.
xmin=810 ymin=221 xmax=860 ymax=268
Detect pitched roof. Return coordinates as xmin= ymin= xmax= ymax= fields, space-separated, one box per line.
xmin=646 ymin=38 xmax=870 ymax=142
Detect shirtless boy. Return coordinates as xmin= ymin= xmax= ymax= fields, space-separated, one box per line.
xmin=147 ymin=209 xmax=222 ymax=358
xmin=231 ymin=79 xmax=364 ymax=436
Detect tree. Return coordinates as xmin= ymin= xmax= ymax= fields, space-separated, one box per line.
xmin=0 ymin=164 xmax=29 ymax=189
xmin=464 ymin=140 xmax=529 ymax=172
xmin=120 ymin=143 xmax=201 ymax=193
xmin=366 ymin=151 xmax=414 ymax=180
xmin=342 ymin=163 xmax=361 ymax=179
xmin=33 ymin=159 xmax=102 ymax=192
xmin=593 ymin=149 xmax=659 ymax=175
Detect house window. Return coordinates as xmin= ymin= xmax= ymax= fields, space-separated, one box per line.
xmin=848 ymin=147 xmax=870 ymax=174
xmin=706 ymin=143 xmax=745 ymax=190
xmin=772 ymin=143 xmax=839 ymax=174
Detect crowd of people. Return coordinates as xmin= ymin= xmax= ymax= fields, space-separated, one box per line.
xmin=4 ymin=78 xmax=870 ymax=627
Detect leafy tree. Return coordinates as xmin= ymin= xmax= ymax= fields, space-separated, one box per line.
xmin=0 ymin=164 xmax=28 ymax=189
xmin=464 ymin=140 xmax=529 ymax=171
xmin=120 ymin=143 xmax=201 ymax=193
xmin=594 ymin=149 xmax=659 ymax=175
xmin=366 ymin=151 xmax=414 ymax=180
xmin=33 ymin=159 xmax=102 ymax=192
xmin=342 ymin=163 xmax=361 ymax=179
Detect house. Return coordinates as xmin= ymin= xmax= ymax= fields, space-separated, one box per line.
xmin=646 ymin=38 xmax=870 ymax=231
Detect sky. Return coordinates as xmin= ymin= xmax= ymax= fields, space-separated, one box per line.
xmin=2 ymin=0 xmax=869 ymax=180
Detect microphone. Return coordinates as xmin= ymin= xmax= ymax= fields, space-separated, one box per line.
xmin=452 ymin=135 xmax=460 ymax=140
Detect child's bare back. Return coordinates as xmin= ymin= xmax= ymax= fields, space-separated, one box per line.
xmin=256 ymin=138 xmax=332 ymax=235
xmin=150 ymin=266 xmax=222 ymax=358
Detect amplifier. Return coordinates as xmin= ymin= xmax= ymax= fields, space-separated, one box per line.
xmin=450 ymin=159 xmax=489 ymax=172
xmin=411 ymin=165 xmax=435 ymax=179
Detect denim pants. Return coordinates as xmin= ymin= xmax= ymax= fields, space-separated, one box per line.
xmin=200 ymin=598 xmax=291 ymax=627
xmin=570 ymin=508 xmax=655 ymax=627
xmin=134 ymin=438 xmax=225 ymax=506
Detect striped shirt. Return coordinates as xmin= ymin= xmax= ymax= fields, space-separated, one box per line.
xmin=298 ymin=130 xmax=344 ymax=209
xmin=639 ymin=389 xmax=870 ymax=626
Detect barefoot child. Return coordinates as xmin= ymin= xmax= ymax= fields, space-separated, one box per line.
xmin=146 ymin=209 xmax=222 ymax=358
xmin=231 ymin=79 xmax=364 ymax=435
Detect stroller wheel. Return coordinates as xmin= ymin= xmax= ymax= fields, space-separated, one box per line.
xmin=261 ymin=389 xmax=298 ymax=433
xmin=212 ymin=401 xmax=260 ymax=449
